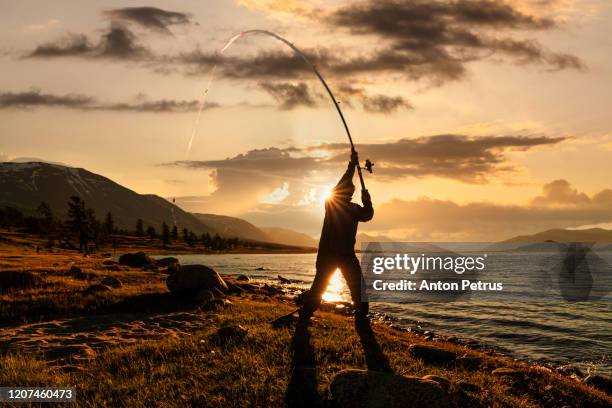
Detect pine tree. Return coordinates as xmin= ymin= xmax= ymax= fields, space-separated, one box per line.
xmin=182 ymin=228 xmax=189 ymax=242
xmin=171 ymin=225 xmax=178 ymax=241
xmin=161 ymin=222 xmax=171 ymax=247
xmin=66 ymin=196 xmax=89 ymax=252
xmin=136 ymin=219 xmax=144 ymax=237
xmin=146 ymin=226 xmax=156 ymax=239
xmin=103 ymin=211 xmax=114 ymax=235
xmin=37 ymin=202 xmax=56 ymax=246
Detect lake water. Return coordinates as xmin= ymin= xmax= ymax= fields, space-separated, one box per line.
xmin=164 ymin=252 xmax=611 ymax=376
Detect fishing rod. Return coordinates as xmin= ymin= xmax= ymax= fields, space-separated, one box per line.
xmin=194 ymin=29 xmax=374 ymax=190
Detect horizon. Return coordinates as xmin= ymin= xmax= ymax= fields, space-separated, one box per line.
xmin=1 ymin=0 xmax=611 ymax=240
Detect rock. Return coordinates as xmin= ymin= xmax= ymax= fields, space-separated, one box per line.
xmin=410 ymin=345 xmax=457 ymax=366
xmin=195 ymin=289 xmax=215 ymax=305
xmin=0 ymin=270 xmax=42 ymax=293
xmin=216 ymin=324 xmax=248 ymax=341
xmin=101 ymin=260 xmax=116 ymax=266
xmin=422 ymin=375 xmax=450 ymax=390
xmin=101 ymin=276 xmax=122 ymax=289
xmin=555 ymin=365 xmax=584 ymax=378
xmin=457 ymin=355 xmax=482 ymax=370
xmin=278 ymin=275 xmax=292 ymax=284
xmin=492 ymin=367 xmax=524 ymax=380
xmin=584 ymin=375 xmax=612 ymax=395
xmin=155 ymin=257 xmax=180 ymax=270
xmin=255 ymin=267 xmax=266 ymax=271
xmin=227 ymin=282 xmax=245 ymax=294
xmin=236 ymin=274 xmax=250 ymax=281
xmin=296 ymin=290 xmax=309 ymax=305
xmin=83 ymin=284 xmax=111 ymax=295
xmin=330 ymin=369 xmax=450 ymax=408
xmin=457 ymin=382 xmax=480 ymax=393
xmin=201 ymin=298 xmax=232 ymax=311
xmin=118 ymin=251 xmax=155 ymax=267
xmin=69 ymin=266 xmax=85 ymax=279
xmin=167 ymin=265 xmax=229 ymax=294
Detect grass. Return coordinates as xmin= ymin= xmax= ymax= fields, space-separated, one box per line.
xmin=0 ymin=234 xmax=610 ymax=407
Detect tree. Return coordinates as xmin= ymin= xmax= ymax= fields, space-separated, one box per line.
xmin=188 ymin=231 xmax=197 ymax=248
xmin=171 ymin=225 xmax=178 ymax=241
xmin=37 ymin=202 xmax=56 ymax=246
xmin=182 ymin=228 xmax=189 ymax=242
xmin=161 ymin=222 xmax=171 ymax=247
xmin=136 ymin=219 xmax=144 ymax=237
xmin=66 ymin=196 xmax=89 ymax=252
xmin=201 ymin=232 xmax=211 ymax=248
xmin=146 ymin=226 xmax=156 ymax=239
xmin=103 ymin=211 xmax=114 ymax=235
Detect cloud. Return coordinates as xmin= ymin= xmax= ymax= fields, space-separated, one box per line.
xmin=258 ymin=82 xmax=318 ymax=109
xmin=0 ymin=90 xmax=94 ymax=109
xmin=531 ymin=179 xmax=592 ymax=206
xmin=103 ymin=7 xmax=193 ymax=35
xmin=27 ymin=25 xmax=151 ymax=60
xmin=0 ymin=89 xmax=216 ymax=113
xmin=311 ymin=134 xmax=566 ymax=183
xmin=368 ymin=180 xmax=612 ymax=240
xmin=361 ymin=94 xmax=412 ymax=113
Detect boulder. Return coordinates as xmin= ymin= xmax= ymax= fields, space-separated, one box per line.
xmin=330 ymin=369 xmax=451 ymax=408
xmin=101 ymin=276 xmax=122 ymax=289
xmin=491 ymin=367 xmax=524 ymax=380
xmin=422 ymin=375 xmax=450 ymax=390
xmin=118 ymin=252 xmax=155 ymax=268
xmin=195 ymin=289 xmax=215 ymax=305
xmin=216 ymin=324 xmax=248 ymax=341
xmin=156 ymin=257 xmax=180 ymax=269
xmin=0 ymin=270 xmax=42 ymax=293
xmin=236 ymin=274 xmax=250 ymax=281
xmin=410 ymin=345 xmax=458 ymax=366
xmin=83 ymin=284 xmax=111 ymax=295
xmin=278 ymin=275 xmax=292 ymax=284
xmin=584 ymin=375 xmax=612 ymax=395
xmin=166 ymin=264 xmax=228 ymax=294
xmin=69 ymin=266 xmax=85 ymax=279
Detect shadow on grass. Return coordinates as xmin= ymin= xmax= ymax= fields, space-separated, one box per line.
xmin=286 ymin=320 xmax=320 ymax=407
xmin=284 ymin=318 xmax=394 ymax=407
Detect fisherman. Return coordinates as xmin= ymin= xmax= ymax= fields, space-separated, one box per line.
xmin=274 ymin=150 xmax=373 ymax=326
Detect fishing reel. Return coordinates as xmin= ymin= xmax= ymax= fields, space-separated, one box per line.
xmin=364 ymin=159 xmax=374 ymax=174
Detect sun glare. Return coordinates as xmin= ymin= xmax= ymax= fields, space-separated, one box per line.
xmin=322 ymin=268 xmax=348 ymax=302
xmin=320 ymin=185 xmax=334 ymax=203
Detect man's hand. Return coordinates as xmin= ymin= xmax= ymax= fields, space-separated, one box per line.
xmin=361 ymin=189 xmax=371 ymax=203
xmin=350 ymin=150 xmax=359 ymax=166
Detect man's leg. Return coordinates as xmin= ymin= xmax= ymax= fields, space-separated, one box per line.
xmin=341 ymin=254 xmax=369 ymax=320
xmin=299 ymin=255 xmax=337 ymax=321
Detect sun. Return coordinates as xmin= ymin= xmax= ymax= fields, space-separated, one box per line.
xmin=320 ymin=185 xmax=334 ymax=203
xmin=322 ymin=268 xmax=347 ymax=302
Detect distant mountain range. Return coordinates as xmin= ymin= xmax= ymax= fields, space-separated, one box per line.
xmin=0 ymin=162 xmax=316 ymax=248
xmin=193 ymin=214 xmax=318 ymax=247
xmin=490 ymin=228 xmax=612 ymax=251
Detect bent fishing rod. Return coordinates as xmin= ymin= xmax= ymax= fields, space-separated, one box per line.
xmin=212 ymin=30 xmax=374 ymax=190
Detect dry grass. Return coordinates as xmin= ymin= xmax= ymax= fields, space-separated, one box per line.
xmin=0 ymin=235 xmax=610 ymax=407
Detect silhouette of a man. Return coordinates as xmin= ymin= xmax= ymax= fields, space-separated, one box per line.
xmin=299 ymin=151 xmax=373 ymax=324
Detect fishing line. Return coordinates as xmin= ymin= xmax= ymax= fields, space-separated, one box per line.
xmin=187 ymin=29 xmax=371 ymax=189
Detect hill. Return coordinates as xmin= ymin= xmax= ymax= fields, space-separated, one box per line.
xmin=503 ymin=228 xmax=612 ymax=244
xmin=193 ymin=214 xmax=318 ymax=248
xmin=0 ymin=162 xmax=215 ymax=235
xmin=260 ymin=226 xmax=318 ymax=248
xmin=193 ymin=213 xmax=270 ymax=242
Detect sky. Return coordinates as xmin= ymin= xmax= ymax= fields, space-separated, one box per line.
xmin=1 ymin=0 xmax=611 ymax=240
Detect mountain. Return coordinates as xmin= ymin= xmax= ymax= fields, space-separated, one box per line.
xmin=193 ymin=214 xmax=318 ymax=248
xmin=490 ymin=228 xmax=612 ymax=251
xmin=260 ymin=227 xmax=318 ymax=248
xmin=193 ymin=213 xmax=270 ymax=242
xmin=0 ymin=162 xmax=215 ymax=234
xmin=502 ymin=228 xmax=612 ymax=244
